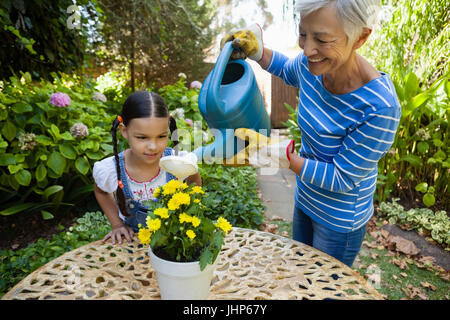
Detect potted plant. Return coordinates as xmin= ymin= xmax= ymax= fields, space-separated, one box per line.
xmin=138 ymin=179 xmax=232 ymax=300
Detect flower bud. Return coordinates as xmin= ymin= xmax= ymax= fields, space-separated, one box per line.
xmin=70 ymin=122 xmax=89 ymax=138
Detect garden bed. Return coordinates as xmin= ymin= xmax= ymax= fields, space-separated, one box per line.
xmin=0 ymin=194 xmax=100 ymax=251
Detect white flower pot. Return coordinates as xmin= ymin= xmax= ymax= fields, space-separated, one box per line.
xmin=149 ymin=247 xmax=217 ymax=300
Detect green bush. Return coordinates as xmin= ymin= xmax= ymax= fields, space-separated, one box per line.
xmin=378 ymin=198 xmax=450 ymax=250
xmin=0 ymin=211 xmax=111 ymax=298
xmin=0 ymin=72 xmax=123 ymax=219
xmin=199 ymin=164 xmax=265 ymax=229
xmin=360 ymin=0 xmax=450 ymax=208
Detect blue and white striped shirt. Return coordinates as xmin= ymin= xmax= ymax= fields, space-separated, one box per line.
xmin=267 ymin=51 xmax=401 ymax=233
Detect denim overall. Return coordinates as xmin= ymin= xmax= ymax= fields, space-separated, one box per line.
xmin=117 ymin=148 xmax=176 ymax=232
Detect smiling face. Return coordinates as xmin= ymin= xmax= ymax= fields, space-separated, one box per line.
xmin=298 ymin=5 xmax=357 ymax=76
xmin=119 ymin=116 xmax=169 ymax=165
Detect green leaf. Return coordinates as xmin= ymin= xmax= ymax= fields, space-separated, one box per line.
xmin=199 ymin=247 xmax=213 ymax=271
xmin=0 ymin=108 xmax=8 ymax=121
xmin=15 ymin=169 xmax=32 ymax=186
xmin=49 ymin=124 xmax=61 ymax=141
xmin=417 ymin=141 xmax=429 ymax=153
xmin=433 ymin=139 xmax=444 ymax=147
xmin=12 ymin=102 xmax=33 ymax=113
xmin=1 ymin=121 xmax=17 ymax=141
xmin=434 ymin=150 xmax=446 ymax=160
xmin=35 ymin=163 xmax=47 ymax=182
xmin=415 ymin=182 xmax=428 ymax=193
xmin=410 ymin=92 xmax=429 ymax=109
xmin=404 ymin=72 xmax=419 ymax=97
xmin=400 ymin=154 xmax=423 ymax=167
xmin=41 ymin=210 xmax=54 ymax=220
xmin=46 ymin=152 xmax=66 ymax=176
xmin=23 ymin=72 xmax=32 ymax=83
xmin=44 ymin=185 xmax=63 ymax=200
xmin=422 ymin=193 xmax=435 ymax=207
xmin=59 ymin=143 xmax=77 ymax=160
xmin=8 ymin=164 xmax=23 ymax=174
xmin=85 ymin=150 xmax=103 ymax=160
xmin=61 ymin=132 xmax=75 ymax=140
xmin=0 ymin=202 xmax=36 ymax=216
xmin=35 ymin=135 xmax=53 ymax=146
xmin=75 ymin=157 xmax=89 ymax=175
xmin=0 ymin=153 xmax=16 ymax=166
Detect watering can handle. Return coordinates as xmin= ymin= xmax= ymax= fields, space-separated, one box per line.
xmin=206 ymin=41 xmax=235 ymax=117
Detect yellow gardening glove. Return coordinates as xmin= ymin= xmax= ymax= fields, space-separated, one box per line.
xmin=231 ymin=128 xmax=295 ymax=168
xmin=220 ymin=23 xmax=264 ymax=61
xmin=222 ymin=128 xmax=270 ymax=166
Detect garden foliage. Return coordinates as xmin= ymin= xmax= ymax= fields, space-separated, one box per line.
xmin=0 ymin=72 xmax=119 ymax=219
xmin=0 ymin=211 xmax=111 ymax=298
xmin=0 ymin=0 xmax=98 ymax=81
xmin=378 ymin=199 xmax=450 ymax=250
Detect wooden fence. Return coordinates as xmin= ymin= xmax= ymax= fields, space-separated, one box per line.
xmin=270 ymin=75 xmax=299 ymax=128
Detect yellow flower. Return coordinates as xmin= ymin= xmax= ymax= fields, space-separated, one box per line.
xmin=194 ymin=199 xmax=200 ymax=203
xmin=138 ymin=228 xmax=151 ymax=245
xmin=179 ymin=212 xmax=192 ymax=224
xmin=146 ymin=217 xmax=161 ymax=232
xmin=152 ymin=187 xmax=161 ymax=198
xmin=180 ymin=182 xmax=188 ymax=190
xmin=215 ymin=216 xmax=232 ymax=233
xmin=191 ymin=216 xmax=201 ymax=228
xmin=154 ymin=207 xmax=169 ymax=219
xmin=190 ymin=186 xmax=204 ymax=194
xmin=168 ymin=197 xmax=180 ymax=211
xmin=168 ymin=192 xmax=191 ymax=211
xmin=162 ymin=179 xmax=182 ymax=195
xmin=186 ymin=229 xmax=196 ymax=239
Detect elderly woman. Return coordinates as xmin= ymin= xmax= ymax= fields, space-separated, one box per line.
xmin=222 ymin=0 xmax=401 ymax=267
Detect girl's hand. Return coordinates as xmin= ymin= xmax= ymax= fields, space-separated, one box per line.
xmin=102 ymin=224 xmax=134 ymax=245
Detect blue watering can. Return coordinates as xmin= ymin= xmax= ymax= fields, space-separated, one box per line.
xmin=193 ymin=41 xmax=271 ymax=164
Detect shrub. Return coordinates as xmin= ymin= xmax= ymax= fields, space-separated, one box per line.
xmin=0 ymin=211 xmax=111 ymax=298
xmin=0 ymin=72 xmax=124 ymax=219
xmin=378 ymin=198 xmax=450 ymax=250
xmin=199 ymin=164 xmax=265 ymax=229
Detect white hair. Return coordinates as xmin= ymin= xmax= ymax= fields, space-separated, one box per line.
xmin=295 ymin=0 xmax=381 ymax=42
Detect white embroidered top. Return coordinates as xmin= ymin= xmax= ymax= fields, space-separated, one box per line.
xmin=93 ymin=155 xmax=169 ymax=220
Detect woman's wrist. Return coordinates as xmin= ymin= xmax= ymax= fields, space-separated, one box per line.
xmin=258 ymin=48 xmax=273 ymax=70
xmin=288 ymin=153 xmax=304 ymax=176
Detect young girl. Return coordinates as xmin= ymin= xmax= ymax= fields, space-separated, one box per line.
xmin=93 ymin=91 xmax=202 ymax=245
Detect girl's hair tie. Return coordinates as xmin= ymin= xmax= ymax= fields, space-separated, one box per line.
xmin=117 ymin=115 xmax=123 ymax=123
xmin=118 ymin=180 xmax=124 ymax=189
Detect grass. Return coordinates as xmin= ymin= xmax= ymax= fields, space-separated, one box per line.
xmin=265 ymin=219 xmax=449 ymax=300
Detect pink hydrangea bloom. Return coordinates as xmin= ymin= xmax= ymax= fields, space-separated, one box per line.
xmin=184 ymin=119 xmax=193 ymax=127
xmin=50 ymin=92 xmax=71 ymax=107
xmin=190 ymin=81 xmax=202 ymax=89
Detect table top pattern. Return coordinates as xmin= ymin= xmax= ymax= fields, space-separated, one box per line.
xmin=2 ymin=227 xmax=383 ymax=300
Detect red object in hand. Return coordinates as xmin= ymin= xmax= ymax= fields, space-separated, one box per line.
xmin=286 ymin=140 xmax=295 ymax=161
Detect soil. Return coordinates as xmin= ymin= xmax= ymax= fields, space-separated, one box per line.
xmin=0 ymin=194 xmax=100 ymax=251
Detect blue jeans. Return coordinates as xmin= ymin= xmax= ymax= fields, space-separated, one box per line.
xmin=292 ymin=206 xmax=366 ymax=267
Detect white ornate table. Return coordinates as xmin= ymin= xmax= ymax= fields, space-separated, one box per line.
xmin=2 ymin=228 xmax=383 ymax=300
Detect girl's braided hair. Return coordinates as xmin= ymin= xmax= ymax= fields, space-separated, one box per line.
xmin=111 ymin=91 xmax=178 ymax=217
